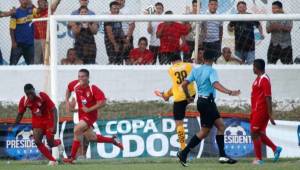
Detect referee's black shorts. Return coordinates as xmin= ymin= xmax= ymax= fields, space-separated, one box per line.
xmin=197 ymin=97 xmax=221 ymax=128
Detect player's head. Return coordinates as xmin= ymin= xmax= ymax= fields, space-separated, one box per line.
xmin=208 ymin=0 xmax=218 ymax=14
xmin=170 ymin=53 xmax=182 ymax=63
xmin=164 ymin=11 xmax=173 ymax=24
xmin=38 ymin=0 xmax=48 ymax=9
xmin=138 ymin=37 xmax=148 ymax=51
xmin=272 ymin=1 xmax=283 ymax=14
xmin=237 ymin=1 xmax=247 ymax=14
xmin=78 ymin=69 xmax=90 ymax=85
xmin=155 ymin=2 xmax=164 ymax=14
xmin=24 ymin=83 xmax=36 ymax=100
xmin=203 ymin=50 xmax=216 ymax=63
xmin=253 ymin=59 xmax=265 ymax=75
xmin=110 ymin=1 xmax=120 ymax=15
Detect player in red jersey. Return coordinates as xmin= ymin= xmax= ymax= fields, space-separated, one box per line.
xmin=251 ymin=59 xmax=282 ymax=165
xmin=63 ymin=69 xmax=123 ymax=163
xmin=14 ymin=84 xmax=61 ymax=166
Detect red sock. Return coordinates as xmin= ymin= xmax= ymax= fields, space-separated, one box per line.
xmin=253 ymin=138 xmax=262 ymax=160
xmin=97 ymin=135 xmax=114 ymax=143
xmin=261 ymin=134 xmax=277 ymax=152
xmin=70 ymin=140 xmax=81 ymax=159
xmin=37 ymin=143 xmax=56 ymax=161
xmin=52 ymin=139 xmax=61 ymax=147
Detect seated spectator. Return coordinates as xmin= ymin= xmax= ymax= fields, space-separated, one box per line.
xmin=104 ymin=1 xmax=127 ymax=65
xmin=216 ymin=47 xmax=242 ymax=65
xmin=61 ymin=48 xmax=83 ymax=65
xmin=129 ymin=37 xmax=154 ymax=65
xmin=33 ymin=0 xmax=61 ymax=64
xmin=191 ymin=47 xmax=204 ymax=64
xmin=71 ymin=0 xmax=95 ymax=15
xmin=10 ymin=0 xmax=34 ymax=65
xmin=156 ymin=11 xmax=190 ymax=65
xmin=69 ymin=6 xmax=99 ymax=64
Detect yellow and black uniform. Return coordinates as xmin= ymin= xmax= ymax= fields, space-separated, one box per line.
xmin=163 ymin=61 xmax=196 ymax=150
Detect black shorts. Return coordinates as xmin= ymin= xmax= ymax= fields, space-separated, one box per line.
xmin=197 ymin=97 xmax=221 ymax=128
xmin=173 ymin=100 xmax=189 ymax=121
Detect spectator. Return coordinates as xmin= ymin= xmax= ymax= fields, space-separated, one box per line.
xmin=184 ymin=0 xmax=203 ymax=62
xmin=10 ymin=0 xmax=34 ymax=65
xmin=216 ymin=47 xmax=243 ymax=65
xmin=61 ymin=48 xmax=83 ymax=65
xmin=201 ymin=0 xmax=223 ymax=61
xmin=69 ymin=6 xmax=99 ymax=64
xmin=1 ymin=8 xmax=16 ymax=65
xmin=116 ymin=0 xmax=135 ymax=62
xmin=71 ymin=0 xmax=95 ymax=15
xmin=228 ymin=1 xmax=264 ymax=65
xmin=147 ymin=2 xmax=164 ymax=64
xmin=267 ymin=1 xmax=293 ymax=64
xmin=33 ymin=0 xmax=61 ymax=64
xmin=129 ymin=37 xmax=154 ymax=65
xmin=191 ymin=47 xmax=204 ymax=64
xmin=156 ymin=11 xmax=190 ymax=64
xmin=104 ymin=1 xmax=126 ymax=65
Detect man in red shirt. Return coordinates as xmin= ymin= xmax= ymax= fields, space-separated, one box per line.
xmin=129 ymin=37 xmax=154 ymax=65
xmin=14 ymin=84 xmax=61 ymax=166
xmin=33 ymin=0 xmax=61 ymax=64
xmin=63 ymin=69 xmax=123 ymax=163
xmin=156 ymin=11 xmax=190 ymax=64
xmin=251 ymin=59 xmax=282 ymax=165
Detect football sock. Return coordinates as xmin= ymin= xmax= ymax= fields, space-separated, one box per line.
xmin=176 ymin=124 xmax=186 ymax=150
xmin=97 ymin=135 xmax=114 ymax=143
xmin=253 ymin=137 xmax=263 ymax=160
xmin=37 ymin=143 xmax=56 ymax=161
xmin=261 ymin=134 xmax=277 ymax=152
xmin=70 ymin=140 xmax=81 ymax=159
xmin=216 ymin=135 xmax=226 ymax=157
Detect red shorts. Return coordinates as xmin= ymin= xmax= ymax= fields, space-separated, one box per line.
xmin=79 ymin=115 xmax=96 ymax=128
xmin=32 ymin=119 xmax=54 ymax=140
xmin=250 ymin=113 xmax=269 ymax=133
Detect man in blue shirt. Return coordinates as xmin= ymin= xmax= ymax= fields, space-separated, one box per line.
xmin=177 ymin=50 xmax=240 ymax=167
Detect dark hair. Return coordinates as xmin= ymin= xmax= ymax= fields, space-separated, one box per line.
xmin=203 ymin=50 xmax=216 ymax=61
xmin=165 ymin=10 xmax=173 ymax=15
xmin=24 ymin=83 xmax=34 ymax=92
xmin=79 ymin=5 xmax=88 ymax=13
xmin=110 ymin=1 xmax=120 ymax=8
xmin=237 ymin=1 xmax=246 ymax=7
xmin=253 ymin=59 xmax=265 ymax=71
xmin=155 ymin=2 xmax=164 ymax=9
xmin=272 ymin=1 xmax=283 ymax=8
xmin=209 ymin=0 xmax=218 ymax=3
xmin=67 ymin=48 xmax=77 ymax=56
xmin=169 ymin=53 xmax=182 ymax=62
xmin=79 ymin=69 xmax=90 ymax=77
xmin=138 ymin=37 xmax=148 ymax=46
xmin=192 ymin=0 xmax=197 ymax=4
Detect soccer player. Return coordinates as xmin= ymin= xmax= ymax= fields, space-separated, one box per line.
xmin=13 ymin=84 xmax=61 ymax=166
xmin=155 ymin=53 xmax=196 ymax=150
xmin=251 ymin=59 xmax=282 ymax=165
xmin=177 ymin=50 xmax=240 ymax=167
xmin=63 ymin=69 xmax=123 ymax=163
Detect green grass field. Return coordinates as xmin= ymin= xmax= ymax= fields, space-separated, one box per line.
xmin=0 ymin=158 xmax=299 ymax=170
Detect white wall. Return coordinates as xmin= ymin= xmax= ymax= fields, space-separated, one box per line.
xmin=0 ymin=65 xmax=299 ymax=109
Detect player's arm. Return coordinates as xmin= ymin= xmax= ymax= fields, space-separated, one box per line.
xmin=266 ymin=96 xmax=275 ymax=124
xmin=15 ymin=112 xmax=24 ymax=125
xmin=213 ymin=82 xmax=240 ymax=96
xmin=147 ymin=22 xmax=153 ymax=34
xmin=51 ymin=107 xmax=58 ymax=133
xmin=156 ymin=23 xmax=165 ymax=38
xmin=182 ymin=80 xmax=193 ymax=102
xmin=83 ymin=100 xmax=106 ymax=113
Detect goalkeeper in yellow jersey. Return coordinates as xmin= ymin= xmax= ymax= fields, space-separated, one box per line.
xmin=155 ymin=53 xmax=196 ymax=151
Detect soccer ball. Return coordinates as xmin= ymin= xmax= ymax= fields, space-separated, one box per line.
xmin=144 ymin=5 xmax=156 ymax=15
xmin=225 ymin=126 xmax=246 ymax=136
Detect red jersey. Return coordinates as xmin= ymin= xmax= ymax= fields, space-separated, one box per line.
xmin=251 ymin=74 xmax=271 ymax=118
xmin=129 ymin=48 xmax=154 ymax=65
xmin=68 ymin=80 xmax=106 ymax=124
xmin=18 ymin=92 xmax=55 ymax=126
xmin=157 ymin=22 xmax=189 ymax=53
xmin=33 ymin=8 xmax=48 ymax=39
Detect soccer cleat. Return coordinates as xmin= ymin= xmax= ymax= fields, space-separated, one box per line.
xmin=112 ymin=135 xmax=124 ymax=150
xmin=273 ymin=146 xmax=282 ymax=162
xmin=63 ymin=157 xmax=75 ymax=164
xmin=177 ymin=151 xmax=188 ymax=167
xmin=48 ymin=161 xmax=58 ymax=166
xmin=252 ymin=159 xmax=264 ymax=165
xmin=219 ymin=157 xmax=237 ymax=164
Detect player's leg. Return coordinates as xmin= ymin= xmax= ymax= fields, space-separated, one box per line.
xmin=33 ymin=128 xmax=56 ymax=162
xmin=173 ymin=100 xmax=188 ymax=150
xmin=83 ymin=126 xmax=123 ymax=150
xmin=45 ymin=129 xmax=61 ymax=148
xmin=251 ymin=121 xmax=264 ymax=164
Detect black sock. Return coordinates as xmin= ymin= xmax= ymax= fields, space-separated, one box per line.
xmin=216 ymin=135 xmax=226 ymax=157
xmin=182 ymin=135 xmax=201 ymax=156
